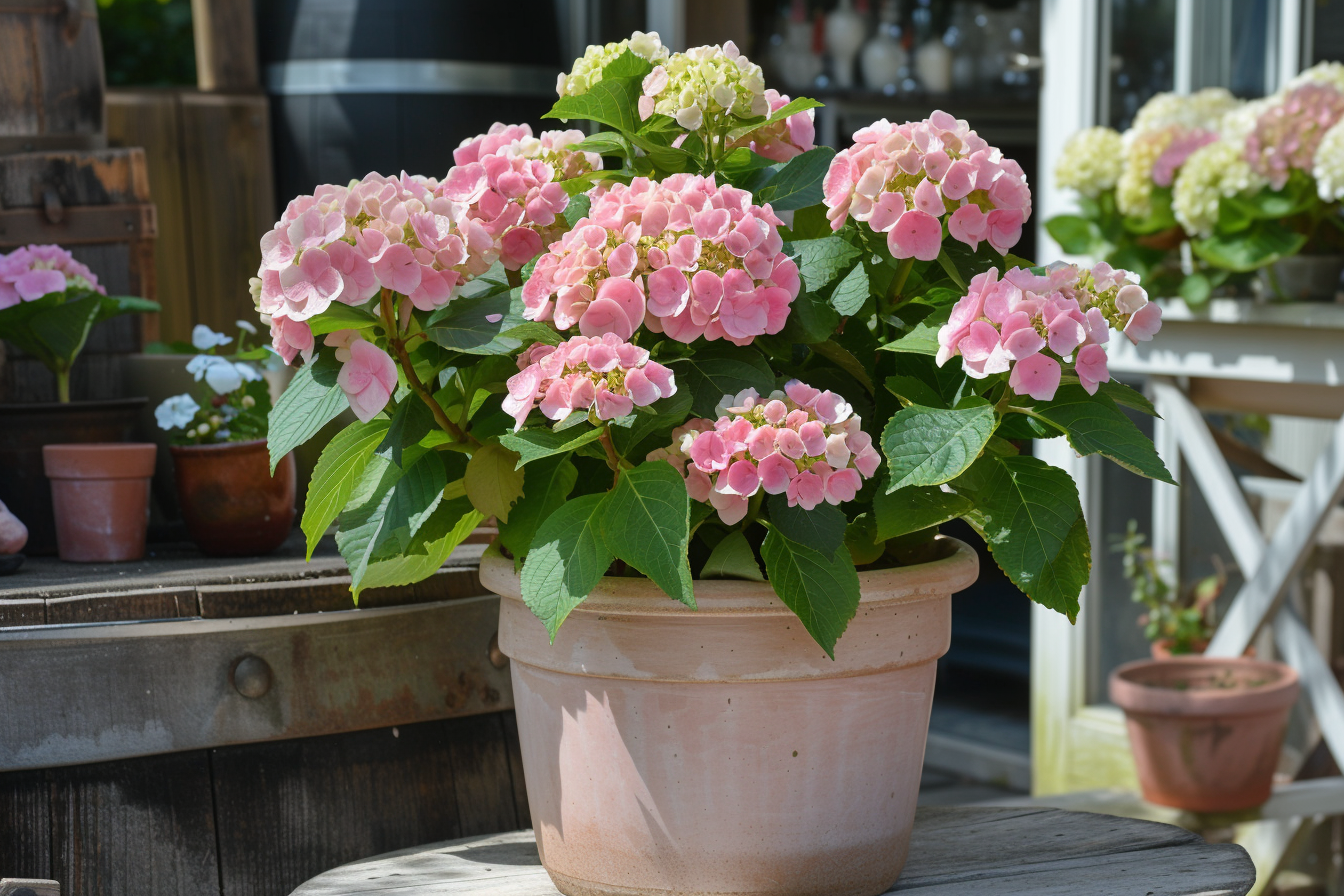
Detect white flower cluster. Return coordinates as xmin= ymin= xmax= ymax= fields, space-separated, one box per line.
xmin=1287 ymin=61 xmax=1344 ymax=96
xmin=1130 ymin=87 xmax=1242 ymax=135
xmin=1116 ymin=129 xmax=1172 ymax=217
xmin=639 ymin=41 xmax=768 ymax=131
xmin=1054 ymin=126 xmax=1125 ymax=197
xmin=1172 ymin=140 xmax=1265 ymax=237
xmin=556 ymin=31 xmax=669 ymax=97
xmin=1314 ymin=119 xmax=1344 ymax=201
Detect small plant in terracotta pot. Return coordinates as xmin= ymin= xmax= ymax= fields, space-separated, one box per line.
xmin=1115 ymin=520 xmax=1226 ymax=658
xmin=256 ymin=33 xmax=1176 ymax=896
xmin=155 ymin=322 xmax=296 ymax=556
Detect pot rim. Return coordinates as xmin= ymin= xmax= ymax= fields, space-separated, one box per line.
xmin=0 ymin=397 xmax=149 ymax=414
xmin=42 ymin=442 xmax=158 ymax=480
xmin=482 ymin=534 xmax=979 ymax=617
xmin=169 ymin=438 xmax=269 ymax=457
xmin=1109 ymin=656 xmax=1300 ymax=717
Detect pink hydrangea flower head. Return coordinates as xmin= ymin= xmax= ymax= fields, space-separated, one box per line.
xmin=1246 ymin=83 xmax=1344 ymax=190
xmin=524 ymin=175 xmax=797 ymax=345
xmin=727 ymin=89 xmax=816 ymax=163
xmin=337 ymin=337 xmax=398 ymax=423
xmin=822 ymin=113 xmax=1032 ymax=258
xmin=269 ymin=314 xmax=314 ymax=365
xmin=936 ymin=261 xmax=1159 ymax=402
xmin=0 ymin=243 xmax=105 ymax=309
xmin=500 ymin=332 xmax=676 ymax=430
xmin=649 ymin=382 xmax=877 ymax=524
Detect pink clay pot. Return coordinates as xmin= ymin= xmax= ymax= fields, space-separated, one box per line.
xmin=483 ymin=536 xmax=979 ymax=896
xmin=42 ymin=443 xmax=156 ymax=563
xmin=1110 ymin=656 xmax=1299 ymax=813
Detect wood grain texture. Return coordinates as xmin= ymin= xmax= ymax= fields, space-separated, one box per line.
xmin=0 ymin=0 xmax=104 ymax=149
xmin=0 ymin=600 xmax=45 ymax=627
xmin=44 ymin=588 xmax=194 ymax=624
xmin=0 ymin=770 xmax=51 ymax=881
xmin=501 ymin=712 xmax=531 ymax=831
xmin=190 ymin=0 xmax=260 ymax=91
xmin=48 ymin=750 xmax=220 ymax=896
xmin=288 ymin=808 xmax=1257 ymax=896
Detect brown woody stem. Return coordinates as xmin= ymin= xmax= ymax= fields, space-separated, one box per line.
xmin=380 ymin=288 xmax=473 ymax=447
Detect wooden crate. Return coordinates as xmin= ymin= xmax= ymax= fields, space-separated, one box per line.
xmin=106 ymin=89 xmax=275 ymax=344
xmin=0 ymin=147 xmax=158 ymax=402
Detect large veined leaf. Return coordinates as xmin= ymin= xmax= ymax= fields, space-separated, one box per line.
xmin=700 ymin=529 xmax=764 ymax=581
xmin=882 ymin=400 xmax=996 ymax=491
xmin=761 ymin=526 xmax=861 ymax=659
xmin=382 ymin=451 xmax=450 ymax=552
xmin=545 ymin=65 xmax=644 ymax=133
xmin=725 ymin=96 xmax=823 ymax=141
xmin=1027 ymin=386 xmax=1175 ymax=484
xmin=788 ymin=233 xmax=862 ymax=292
xmin=336 ymin=453 xmax=408 ymax=595
xmin=670 ymin=343 xmax=776 ymax=417
xmin=301 ymin=418 xmax=390 ymax=559
xmin=378 ymin=396 xmax=435 ymax=468
xmin=956 ymin=455 xmax=1091 ymax=621
xmin=422 ymin=287 xmax=517 ymax=352
xmin=766 ymin=495 xmax=847 ymax=558
xmin=872 ymin=483 xmax=973 ymax=541
xmin=827 ymin=261 xmax=869 ymax=316
xmin=307 ymin=303 xmax=380 ymax=336
xmin=464 ymin=442 xmax=525 ymax=522
xmin=1098 ymin=380 xmax=1157 ymax=416
xmin=608 ymin=389 xmax=693 ymax=458
xmin=498 ymin=425 xmax=605 ymax=466
xmin=497 ymin=454 xmax=578 ymax=560
xmin=520 ymin=493 xmax=615 ymax=640
xmin=598 ymin=461 xmax=694 ymax=607
xmin=753 ymin=147 xmax=836 ymax=211
xmin=268 ymin=352 xmax=348 ymax=471
xmin=357 ymin=497 xmax=483 ymax=596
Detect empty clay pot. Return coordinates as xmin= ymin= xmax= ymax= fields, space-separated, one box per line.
xmin=1110 ymin=656 xmax=1299 ymax=813
xmin=170 ymin=440 xmax=296 ymax=556
xmin=484 ymin=536 xmax=980 ymax=896
xmin=42 ymin=443 xmax=157 ymax=563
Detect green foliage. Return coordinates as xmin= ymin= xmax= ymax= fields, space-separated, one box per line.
xmin=752 ymin=147 xmax=836 ymax=210
xmin=267 ymin=353 xmax=348 ymax=471
xmin=872 ymin=483 xmax=972 ymax=541
xmin=700 ymin=530 xmax=764 ymax=581
xmin=0 ymin=290 xmax=159 ymax=389
xmin=98 ymin=0 xmax=196 ymax=87
xmin=520 ymin=494 xmax=615 ymax=640
xmin=1193 ymin=221 xmax=1308 ymax=273
xmin=882 ymin=401 xmax=997 ymax=491
xmin=670 ymin=343 xmax=776 ymax=417
xmin=302 ymin=419 xmax=390 ymax=559
xmin=464 ymin=442 xmax=525 ymax=522
xmin=761 ymin=526 xmax=861 ymax=659
xmin=497 ymin=454 xmax=578 ymax=560
xmin=598 ymin=461 xmax=695 ymax=607
xmin=1024 ymin=386 xmax=1175 ymax=484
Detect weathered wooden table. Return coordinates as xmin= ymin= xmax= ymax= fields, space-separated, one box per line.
xmin=290 ymin=807 xmax=1257 ymax=896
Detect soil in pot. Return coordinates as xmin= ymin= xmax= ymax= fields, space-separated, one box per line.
xmin=1109 ymin=656 xmax=1298 ymax=813
xmin=170 ymin=440 xmax=296 ymax=556
xmin=0 ymin=398 xmax=145 ymax=554
xmin=42 ymin=442 xmax=157 ymax=562
xmin=483 ymin=536 xmax=980 ymax=896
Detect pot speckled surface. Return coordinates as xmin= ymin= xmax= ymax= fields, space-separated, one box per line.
xmin=483 ymin=536 xmax=979 ymax=896
xmin=43 ymin=442 xmax=156 ymax=563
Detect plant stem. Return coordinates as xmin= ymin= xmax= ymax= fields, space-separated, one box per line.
xmin=380 ymin=289 xmax=474 ymax=447
xmin=56 ymin=367 xmax=70 ymax=403
xmin=506 ymin=268 xmax=523 ymax=289
xmin=598 ymin=427 xmax=622 ymax=486
xmin=884 ymin=257 xmax=915 ymax=314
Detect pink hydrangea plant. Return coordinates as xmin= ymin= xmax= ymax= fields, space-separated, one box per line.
xmin=821 ymin=111 xmax=1031 ymax=261
xmin=0 ymin=244 xmax=104 ymax=309
xmin=502 ymin=333 xmax=677 ymax=429
xmin=440 ymin=123 xmax=602 ymax=270
xmin=336 ymin=337 xmax=398 ymax=423
xmin=521 ymin=174 xmax=799 ymax=344
xmin=1246 ymin=83 xmax=1344 ymax=190
xmin=727 ymin=89 xmax=816 ymax=163
xmin=650 ymin=382 xmax=879 ymax=524
xmin=936 ymin=261 xmax=1161 ymax=402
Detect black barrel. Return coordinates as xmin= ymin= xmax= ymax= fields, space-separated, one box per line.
xmin=257 ymin=0 xmax=572 ymax=205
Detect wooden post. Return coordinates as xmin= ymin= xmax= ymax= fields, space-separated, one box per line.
xmin=190 ymin=0 xmax=260 ymax=91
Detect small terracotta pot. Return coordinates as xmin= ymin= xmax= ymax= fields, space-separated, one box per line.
xmin=170 ymin=440 xmax=296 ymax=557
xmin=1149 ymin=638 xmax=1210 ymax=659
xmin=1110 ymin=656 xmax=1299 ymax=813
xmin=484 ymin=536 xmax=980 ymax=896
xmin=42 ymin=443 xmax=157 ymax=563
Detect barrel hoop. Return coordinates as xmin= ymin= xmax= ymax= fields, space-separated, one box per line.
xmin=264 ymin=59 xmax=558 ymax=97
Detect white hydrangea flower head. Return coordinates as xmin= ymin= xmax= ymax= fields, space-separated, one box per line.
xmin=1172 ymin=139 xmax=1265 ymax=237
xmin=1055 ymin=126 xmax=1124 ymax=197
xmin=556 ymin=31 xmax=670 ymax=97
xmin=1220 ymin=97 xmax=1274 ymax=144
xmin=639 ymin=41 xmax=768 ymax=131
xmin=1287 ymin=61 xmax=1344 ymax=97
xmin=1116 ymin=129 xmax=1173 ymax=217
xmin=1313 ymin=118 xmax=1344 ymax=201
xmin=1130 ymin=87 xmax=1242 ymax=135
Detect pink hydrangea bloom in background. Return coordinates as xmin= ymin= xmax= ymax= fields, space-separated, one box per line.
xmin=441 ymin=122 xmax=602 ymax=270
xmin=337 ymin=337 xmax=398 ymax=423
xmin=821 ymin=111 xmax=1031 ymax=260
xmin=0 ymin=244 xmax=104 ymax=309
xmin=1150 ymin=128 xmax=1218 ymax=187
xmin=727 ymin=89 xmax=816 ymax=163
xmin=255 ymin=170 xmax=496 ymax=363
xmin=501 ymin=333 xmax=676 ymax=429
xmin=650 ymin=382 xmax=879 ymax=524
xmin=935 ymin=261 xmax=1162 ymax=403
xmin=1246 ymin=83 xmax=1344 ymax=189
xmin=522 ymin=174 xmax=799 ymax=345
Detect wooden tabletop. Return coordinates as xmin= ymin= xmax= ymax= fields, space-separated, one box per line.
xmin=290 ymin=807 xmax=1256 ymax=896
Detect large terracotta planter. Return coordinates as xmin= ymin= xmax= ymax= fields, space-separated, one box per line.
xmin=1110 ymin=656 xmax=1299 ymax=813
xmin=170 ymin=440 xmax=296 ymax=556
xmin=483 ymin=536 xmax=979 ymax=896
xmin=42 ymin=443 xmax=156 ymax=562
xmin=0 ymin=399 xmax=144 ymax=554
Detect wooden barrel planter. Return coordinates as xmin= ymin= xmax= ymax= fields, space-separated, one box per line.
xmin=256 ymin=0 xmax=567 ymax=204
xmin=0 ymin=0 xmax=106 ymax=154
xmin=0 ymin=535 xmax=527 ymax=896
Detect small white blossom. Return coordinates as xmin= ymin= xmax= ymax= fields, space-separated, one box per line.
xmin=191 ymin=324 xmax=231 ymax=351
xmin=1055 ymin=127 xmax=1125 ymax=197
xmin=204 ymin=360 xmax=243 ymax=395
xmin=235 ymin=319 xmax=257 ymax=335
xmin=154 ymin=393 xmax=199 ymax=431
xmin=556 ymin=31 xmax=669 ymax=97
xmin=640 ymin=41 xmax=769 ymax=131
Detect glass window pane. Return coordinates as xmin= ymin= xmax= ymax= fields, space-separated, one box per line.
xmin=1107 ymin=0 xmax=1177 ymax=130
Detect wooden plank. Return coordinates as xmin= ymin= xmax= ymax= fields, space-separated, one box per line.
xmin=0 ymin=148 xmax=149 ymax=210
xmin=0 ymin=205 xmax=155 ymax=245
xmin=45 ymin=588 xmax=194 ymax=624
xmin=0 ymin=769 xmax=51 ymax=882
xmin=48 ymin=750 xmax=219 ymax=896
xmin=0 ymin=599 xmax=45 ymax=627
xmin=212 ymin=719 xmax=467 ymax=896
xmin=190 ymin=0 xmax=260 ymax=91
xmin=500 ymin=712 xmax=531 ymax=831
xmin=286 ymin=809 xmax=1255 ymax=896
xmin=197 ymin=566 xmax=485 ymax=618
xmin=177 ymin=92 xmax=274 ymax=339
xmin=441 ymin=714 xmax=519 ymax=837
xmin=1190 ymin=377 xmax=1344 ymax=421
